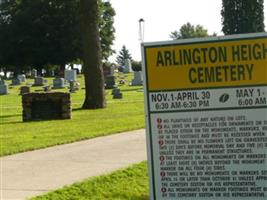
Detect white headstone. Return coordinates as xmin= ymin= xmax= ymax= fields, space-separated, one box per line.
xmin=0 ymin=84 xmax=8 ymax=95
xmin=31 ymin=69 xmax=37 ymax=78
xmin=53 ymin=78 xmax=65 ymax=89
xmin=64 ymin=70 xmax=77 ymax=81
xmin=17 ymin=74 xmax=26 ymax=82
xmin=123 ymin=59 xmax=132 ymax=73
xmin=51 ymin=70 xmax=55 ymax=77
xmin=131 ymin=71 xmax=143 ymax=86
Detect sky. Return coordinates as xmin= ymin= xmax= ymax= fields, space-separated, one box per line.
xmin=109 ymin=0 xmax=267 ymax=62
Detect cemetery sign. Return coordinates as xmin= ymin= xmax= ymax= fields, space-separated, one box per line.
xmin=142 ymin=33 xmax=267 ymax=200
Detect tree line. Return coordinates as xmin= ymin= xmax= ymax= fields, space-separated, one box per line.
xmin=0 ymin=0 xmax=115 ymax=76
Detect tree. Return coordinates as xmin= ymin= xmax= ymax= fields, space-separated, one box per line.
xmin=170 ymin=22 xmax=209 ymax=39
xmin=80 ymin=0 xmax=105 ymax=109
xmin=116 ymin=45 xmax=133 ymax=66
xmin=99 ymin=1 xmax=116 ymax=61
xmin=0 ymin=0 xmax=24 ymax=75
xmin=0 ymin=0 xmax=81 ymax=74
xmin=0 ymin=0 xmax=115 ymax=74
xmin=221 ymin=0 xmax=265 ymax=35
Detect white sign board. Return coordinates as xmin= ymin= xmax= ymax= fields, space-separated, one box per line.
xmin=142 ymin=33 xmax=267 ymax=200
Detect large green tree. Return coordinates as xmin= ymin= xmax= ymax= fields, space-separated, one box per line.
xmin=0 ymin=0 xmax=80 ymax=73
xmin=0 ymin=0 xmax=115 ymax=73
xmin=221 ymin=0 xmax=265 ymax=35
xmin=170 ymin=22 xmax=209 ymax=39
xmin=0 ymin=0 xmax=25 ymax=74
xmin=80 ymin=0 xmax=105 ymax=109
xmin=99 ymin=1 xmax=116 ymax=61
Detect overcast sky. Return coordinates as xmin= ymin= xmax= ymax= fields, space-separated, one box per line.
xmin=109 ymin=0 xmax=267 ymax=62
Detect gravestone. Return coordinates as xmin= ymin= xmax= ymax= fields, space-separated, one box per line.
xmin=11 ymin=78 xmax=21 ymax=85
xmin=33 ymin=77 xmax=46 ymax=86
xmin=112 ymin=88 xmax=122 ymax=99
xmin=0 ymin=83 xmax=8 ymax=95
xmin=131 ymin=71 xmax=143 ymax=86
xmin=69 ymin=80 xmax=77 ymax=93
xmin=123 ymin=59 xmax=132 ymax=73
xmin=64 ymin=70 xmax=76 ymax=82
xmin=20 ymin=86 xmax=30 ymax=95
xmin=17 ymin=74 xmax=26 ymax=82
xmin=103 ymin=65 xmax=111 ymax=77
xmin=103 ymin=65 xmax=115 ymax=77
xmin=69 ymin=80 xmax=80 ymax=93
xmin=31 ymin=69 xmax=37 ymax=78
xmin=22 ymin=92 xmax=71 ymax=121
xmin=110 ymin=66 xmax=115 ymax=76
xmin=105 ymin=75 xmax=116 ymax=89
xmin=0 ymin=78 xmax=5 ymax=85
xmin=52 ymin=78 xmax=65 ymax=89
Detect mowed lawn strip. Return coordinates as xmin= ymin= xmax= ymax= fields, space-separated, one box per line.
xmin=31 ymin=161 xmax=149 ymax=200
xmin=0 ymin=74 xmax=145 ymax=156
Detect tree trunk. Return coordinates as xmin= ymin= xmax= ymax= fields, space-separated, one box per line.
xmin=3 ymin=67 xmax=8 ymax=79
xmin=59 ymin=64 xmax=65 ymax=78
xmin=80 ymin=0 xmax=106 ymax=109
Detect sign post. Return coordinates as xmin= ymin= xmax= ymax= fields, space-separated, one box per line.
xmin=142 ymin=33 xmax=267 ymax=200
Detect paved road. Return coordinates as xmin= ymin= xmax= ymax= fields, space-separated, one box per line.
xmin=0 ymin=129 xmax=147 ymax=200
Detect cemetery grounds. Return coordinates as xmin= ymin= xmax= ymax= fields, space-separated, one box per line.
xmin=0 ymin=72 xmax=149 ymax=199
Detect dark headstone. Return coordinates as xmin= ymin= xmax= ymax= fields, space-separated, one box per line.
xmin=12 ymin=78 xmax=21 ymax=85
xmin=105 ymin=75 xmax=116 ymax=89
xmin=112 ymin=88 xmax=122 ymax=99
xmin=69 ymin=80 xmax=79 ymax=93
xmin=0 ymin=78 xmax=5 ymax=85
xmin=0 ymin=84 xmax=8 ymax=95
xmin=33 ymin=77 xmax=45 ymax=86
xmin=20 ymin=86 xmax=30 ymax=95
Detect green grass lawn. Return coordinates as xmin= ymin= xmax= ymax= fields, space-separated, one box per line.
xmin=31 ymin=161 xmax=149 ymax=200
xmin=0 ymin=73 xmax=145 ymax=156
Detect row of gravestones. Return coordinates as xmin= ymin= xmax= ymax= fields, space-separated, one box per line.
xmin=105 ymin=71 xmax=143 ymax=89
xmin=1 ymin=69 xmax=142 ymax=95
xmin=103 ymin=59 xmax=132 ymax=76
xmin=0 ymin=74 xmax=27 ymax=94
xmin=0 ymin=70 xmax=78 ymax=95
